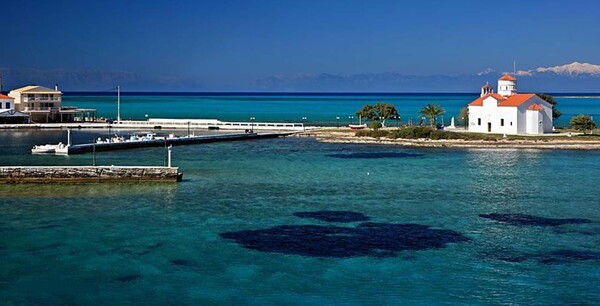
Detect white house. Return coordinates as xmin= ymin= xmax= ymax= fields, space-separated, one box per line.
xmin=8 ymin=85 xmax=96 ymax=123
xmin=0 ymin=93 xmax=14 ymax=110
xmin=0 ymin=93 xmax=29 ymax=124
xmin=467 ymin=74 xmax=553 ymax=134
xmin=9 ymin=85 xmax=63 ymax=122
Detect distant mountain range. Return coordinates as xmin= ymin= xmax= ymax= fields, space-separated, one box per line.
xmin=476 ymin=62 xmax=600 ymax=78
xmin=1 ymin=62 xmax=599 ymax=92
xmin=0 ymin=68 xmax=204 ymax=92
xmin=256 ymin=62 xmax=600 ymax=93
xmin=527 ymin=62 xmax=600 ymax=77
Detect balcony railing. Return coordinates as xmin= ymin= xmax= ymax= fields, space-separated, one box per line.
xmin=23 ymin=107 xmax=52 ymax=111
xmin=23 ymin=97 xmax=61 ymax=102
xmin=22 ymin=106 xmax=84 ymax=112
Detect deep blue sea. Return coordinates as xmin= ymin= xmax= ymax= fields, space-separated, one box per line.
xmin=2 ymin=94 xmax=600 ymax=304
xmin=62 ymin=92 xmax=600 ymax=127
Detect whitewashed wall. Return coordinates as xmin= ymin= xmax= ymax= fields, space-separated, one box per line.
xmin=497 ymin=80 xmax=517 ymax=96
xmin=0 ymin=98 xmax=14 ymax=110
xmin=468 ymin=96 xmax=519 ymax=134
xmin=8 ymin=92 xmax=23 ymax=110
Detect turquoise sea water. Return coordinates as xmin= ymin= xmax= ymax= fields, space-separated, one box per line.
xmin=63 ymin=93 xmax=600 ymax=127
xmin=1 ymin=127 xmax=600 ymax=304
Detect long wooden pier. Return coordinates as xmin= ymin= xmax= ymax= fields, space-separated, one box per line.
xmin=62 ymin=132 xmax=292 ymax=154
xmin=0 ymin=166 xmax=182 ymax=183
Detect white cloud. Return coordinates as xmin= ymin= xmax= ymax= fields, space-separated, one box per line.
xmin=515 ymin=70 xmax=533 ymax=76
xmin=477 ymin=68 xmax=495 ymax=76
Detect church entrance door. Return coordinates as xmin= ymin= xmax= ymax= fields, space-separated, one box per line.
xmin=487 ymin=122 xmax=492 ymax=132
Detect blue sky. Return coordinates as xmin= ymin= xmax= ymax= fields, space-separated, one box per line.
xmin=2 ymin=0 xmax=600 ymax=90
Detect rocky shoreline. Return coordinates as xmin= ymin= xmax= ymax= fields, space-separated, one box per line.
xmin=298 ymin=130 xmax=600 ymax=150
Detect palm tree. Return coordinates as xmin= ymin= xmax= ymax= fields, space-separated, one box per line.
xmin=420 ymin=104 xmax=445 ymax=128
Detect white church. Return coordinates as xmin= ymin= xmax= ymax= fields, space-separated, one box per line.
xmin=467 ymin=74 xmax=553 ymax=134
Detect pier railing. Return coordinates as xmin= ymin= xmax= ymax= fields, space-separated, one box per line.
xmin=116 ymin=119 xmax=305 ymax=131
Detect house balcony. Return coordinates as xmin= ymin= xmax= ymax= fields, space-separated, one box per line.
xmin=23 ymin=107 xmax=52 ymax=112
xmin=23 ymin=97 xmax=61 ymax=102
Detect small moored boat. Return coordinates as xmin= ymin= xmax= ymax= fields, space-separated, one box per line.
xmin=349 ymin=124 xmax=367 ymax=130
xmin=348 ymin=114 xmax=367 ymax=129
xmin=31 ymin=143 xmax=63 ymax=154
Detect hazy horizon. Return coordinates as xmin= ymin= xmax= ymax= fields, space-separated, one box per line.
xmin=3 ymin=0 xmax=600 ymax=91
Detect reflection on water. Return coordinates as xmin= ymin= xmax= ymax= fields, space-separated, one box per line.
xmin=464 ymin=149 xmax=546 ymax=210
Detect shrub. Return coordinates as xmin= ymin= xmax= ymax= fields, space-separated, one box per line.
xmin=570 ymin=114 xmax=596 ymax=134
xmin=390 ymin=126 xmax=433 ymax=139
xmin=369 ymin=121 xmax=383 ymax=130
xmin=356 ymin=126 xmax=506 ymax=141
xmin=430 ymin=130 xmax=451 ymax=140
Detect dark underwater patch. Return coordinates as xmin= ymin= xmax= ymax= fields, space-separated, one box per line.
xmin=26 ymin=242 xmax=66 ymax=253
xmin=220 ymin=222 xmax=469 ymax=258
xmin=552 ymin=226 xmax=600 ymax=236
xmin=112 ymin=242 xmax=163 ymax=256
xmin=536 ymin=250 xmax=600 ymax=265
xmin=326 ymin=152 xmax=424 ymax=159
xmin=482 ymin=247 xmax=600 ymax=265
xmin=479 ymin=213 xmax=593 ymax=227
xmin=114 ymin=274 xmax=141 ymax=283
xmin=170 ymin=259 xmax=195 ymax=267
xmin=28 ymin=224 xmax=62 ymax=230
xmin=293 ymin=211 xmax=370 ymax=223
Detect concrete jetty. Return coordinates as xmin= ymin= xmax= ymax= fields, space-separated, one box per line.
xmin=62 ymin=132 xmax=291 ymax=154
xmin=0 ymin=118 xmax=313 ymax=131
xmin=0 ymin=166 xmax=182 ymax=183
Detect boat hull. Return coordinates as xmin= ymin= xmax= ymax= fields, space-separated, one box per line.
xmin=349 ymin=124 xmax=367 ymax=130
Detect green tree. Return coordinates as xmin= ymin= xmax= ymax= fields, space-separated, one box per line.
xmin=536 ymin=93 xmax=561 ymax=119
xmin=458 ymin=107 xmax=469 ymax=127
xmin=373 ymin=102 xmax=399 ymax=127
xmin=419 ymin=104 xmax=445 ymax=128
xmin=570 ymin=114 xmax=596 ymax=134
xmin=356 ymin=102 xmax=399 ymax=127
xmin=356 ymin=104 xmax=376 ymax=122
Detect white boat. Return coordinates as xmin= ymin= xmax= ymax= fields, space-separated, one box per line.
xmin=348 ymin=114 xmax=367 ymax=129
xmin=31 ymin=143 xmax=63 ymax=154
xmin=54 ymin=142 xmax=69 ymax=155
xmin=32 ymin=129 xmax=71 ymax=154
xmin=349 ymin=124 xmax=367 ymax=130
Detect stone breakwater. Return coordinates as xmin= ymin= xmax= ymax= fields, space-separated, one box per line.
xmin=299 ymin=130 xmax=600 ymax=150
xmin=0 ymin=166 xmax=182 ymax=183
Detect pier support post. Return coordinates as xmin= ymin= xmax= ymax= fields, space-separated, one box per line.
xmin=167 ymin=145 xmax=172 ymax=168
xmin=92 ymin=140 xmax=96 ymax=166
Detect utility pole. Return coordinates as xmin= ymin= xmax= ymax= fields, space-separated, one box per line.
xmin=117 ymin=85 xmax=121 ymax=122
xmin=92 ymin=139 xmax=96 ymax=166
xmin=163 ymin=138 xmax=167 ymax=166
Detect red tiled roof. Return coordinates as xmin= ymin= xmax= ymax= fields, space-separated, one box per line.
xmin=468 ymin=93 xmax=506 ymax=106
xmin=527 ymin=103 xmax=544 ymax=111
xmin=0 ymin=94 xmax=14 ymax=99
xmin=499 ymin=74 xmax=517 ymax=81
xmin=498 ymin=93 xmax=536 ymax=107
